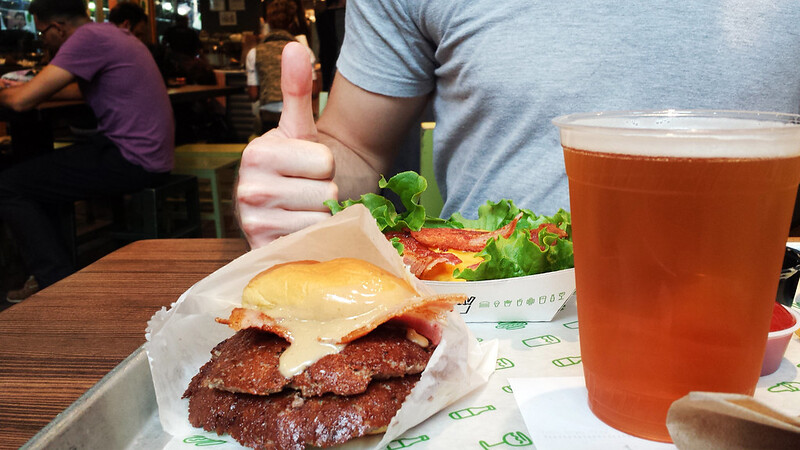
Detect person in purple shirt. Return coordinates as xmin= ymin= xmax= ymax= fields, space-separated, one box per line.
xmin=0 ymin=0 xmax=174 ymax=302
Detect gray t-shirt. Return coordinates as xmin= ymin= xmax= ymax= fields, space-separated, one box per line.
xmin=337 ymin=0 xmax=800 ymax=218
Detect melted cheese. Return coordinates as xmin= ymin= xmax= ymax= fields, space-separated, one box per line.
xmin=241 ymin=258 xmax=420 ymax=377
xmin=424 ymin=250 xmax=484 ymax=281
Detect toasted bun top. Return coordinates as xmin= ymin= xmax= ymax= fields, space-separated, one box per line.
xmin=242 ymin=258 xmax=418 ymax=321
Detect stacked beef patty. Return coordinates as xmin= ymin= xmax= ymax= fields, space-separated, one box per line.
xmin=183 ymin=325 xmax=435 ymax=450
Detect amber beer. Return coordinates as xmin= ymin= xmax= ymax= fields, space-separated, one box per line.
xmin=553 ymin=110 xmax=800 ymax=442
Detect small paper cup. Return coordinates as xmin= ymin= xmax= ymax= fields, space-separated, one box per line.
xmin=760 ymin=305 xmax=800 ymax=376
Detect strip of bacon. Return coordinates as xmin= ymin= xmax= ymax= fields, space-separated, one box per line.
xmin=385 ymin=231 xmax=462 ymax=278
xmin=217 ymin=293 xmax=464 ymax=346
xmin=409 ymin=213 xmax=523 ymax=252
xmin=217 ymin=308 xmax=290 ymax=340
xmin=529 ymin=223 xmax=569 ymax=251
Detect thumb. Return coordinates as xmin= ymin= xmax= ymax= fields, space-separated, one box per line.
xmin=278 ymin=41 xmax=317 ymax=140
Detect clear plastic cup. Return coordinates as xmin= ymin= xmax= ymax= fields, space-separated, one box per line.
xmin=553 ymin=110 xmax=800 ymax=442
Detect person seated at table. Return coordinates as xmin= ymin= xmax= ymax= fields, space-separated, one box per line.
xmin=0 ymin=0 xmax=174 ymax=302
xmin=108 ymin=1 xmax=149 ymax=44
xmin=161 ymin=14 xmax=203 ymax=59
xmin=245 ymin=0 xmax=319 ymax=133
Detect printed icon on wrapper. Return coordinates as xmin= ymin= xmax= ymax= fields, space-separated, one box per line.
xmin=501 ymin=385 xmax=513 ymax=394
xmin=456 ymin=296 xmax=475 ymax=314
xmin=522 ymin=334 xmax=561 ymax=347
xmin=496 ymin=321 xmax=527 ymax=331
xmin=552 ymin=356 xmax=581 ymax=367
xmin=183 ymin=435 xmax=227 ymax=446
xmin=386 ymin=435 xmax=429 ymax=449
xmin=562 ymin=320 xmax=579 ymax=329
xmin=496 ymin=357 xmax=515 ymax=370
xmin=449 ymin=405 xmax=496 ymax=420
xmin=479 ymin=431 xmax=533 ymax=449
xmin=768 ymin=381 xmax=800 ymax=393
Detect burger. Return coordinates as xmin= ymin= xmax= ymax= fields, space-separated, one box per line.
xmin=326 ymin=171 xmax=573 ymax=282
xmin=182 ymin=257 xmax=464 ymax=449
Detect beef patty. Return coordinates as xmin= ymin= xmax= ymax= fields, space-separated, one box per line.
xmin=185 ymin=375 xmax=418 ymax=450
xmin=195 ymin=326 xmax=434 ymax=397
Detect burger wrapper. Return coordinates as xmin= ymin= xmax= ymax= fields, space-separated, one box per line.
xmin=666 ymin=392 xmax=800 ymax=449
xmin=145 ymin=204 xmax=498 ymax=449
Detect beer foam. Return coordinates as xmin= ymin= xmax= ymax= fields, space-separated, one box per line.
xmin=555 ymin=113 xmax=800 ymax=158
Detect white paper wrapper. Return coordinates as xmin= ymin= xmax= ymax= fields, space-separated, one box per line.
xmin=145 ymin=205 xmax=496 ymax=449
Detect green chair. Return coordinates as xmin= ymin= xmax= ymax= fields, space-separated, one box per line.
xmin=172 ymin=154 xmax=241 ymax=238
xmin=174 ymin=143 xmax=246 ymax=158
xmin=109 ymin=174 xmax=202 ymax=241
xmin=419 ymin=122 xmax=444 ymax=217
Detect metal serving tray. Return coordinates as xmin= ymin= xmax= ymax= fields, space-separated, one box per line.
xmin=22 ymin=346 xmax=172 ymax=450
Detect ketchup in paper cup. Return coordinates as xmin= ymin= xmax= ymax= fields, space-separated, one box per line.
xmin=761 ymin=303 xmax=800 ymax=376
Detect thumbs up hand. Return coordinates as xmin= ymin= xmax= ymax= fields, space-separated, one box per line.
xmin=236 ymin=42 xmax=338 ymax=248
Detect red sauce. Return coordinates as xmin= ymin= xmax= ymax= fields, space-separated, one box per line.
xmin=770 ymin=302 xmax=797 ymax=332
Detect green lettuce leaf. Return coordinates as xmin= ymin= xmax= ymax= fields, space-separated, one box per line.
xmin=326 ymin=171 xmax=574 ymax=280
xmin=325 ymin=171 xmax=458 ymax=231
xmin=455 ymin=217 xmax=574 ymax=280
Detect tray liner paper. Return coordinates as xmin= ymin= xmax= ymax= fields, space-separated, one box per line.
xmin=145 ymin=204 xmax=497 ymax=449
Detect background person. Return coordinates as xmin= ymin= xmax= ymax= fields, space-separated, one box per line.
xmin=245 ymin=0 xmax=318 ymax=133
xmin=153 ymin=12 xmax=215 ymax=86
xmin=108 ymin=1 xmax=149 ymax=44
xmin=314 ymin=0 xmax=345 ymax=92
xmin=0 ymin=0 xmax=174 ymax=302
xmin=161 ymin=13 xmax=202 ymax=59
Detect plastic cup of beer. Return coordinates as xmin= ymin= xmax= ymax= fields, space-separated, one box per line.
xmin=552 ymin=110 xmax=800 ymax=442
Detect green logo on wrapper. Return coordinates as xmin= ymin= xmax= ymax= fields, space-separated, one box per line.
xmin=183 ymin=435 xmax=227 ymax=446
xmin=496 ymin=357 xmax=515 ymax=370
xmin=479 ymin=431 xmax=533 ymax=448
xmin=768 ymin=381 xmax=800 ymax=393
xmin=552 ymin=356 xmax=581 ymax=367
xmin=386 ymin=435 xmax=429 ymax=449
xmin=522 ymin=334 xmax=561 ymax=347
xmin=562 ymin=320 xmax=579 ymax=329
xmin=497 ymin=321 xmax=527 ymax=330
xmin=449 ymin=405 xmax=496 ymax=419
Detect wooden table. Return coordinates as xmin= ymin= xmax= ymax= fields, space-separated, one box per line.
xmin=0 ymin=238 xmax=248 ymax=450
xmin=166 ymin=84 xmax=242 ymax=104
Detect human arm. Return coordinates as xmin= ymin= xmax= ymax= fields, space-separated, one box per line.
xmin=235 ymin=42 xmax=428 ymax=248
xmin=317 ymin=73 xmax=429 ymax=201
xmin=0 ymin=64 xmax=77 ymax=111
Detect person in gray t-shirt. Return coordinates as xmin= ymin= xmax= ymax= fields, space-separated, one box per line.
xmin=235 ymin=0 xmax=800 ymax=248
